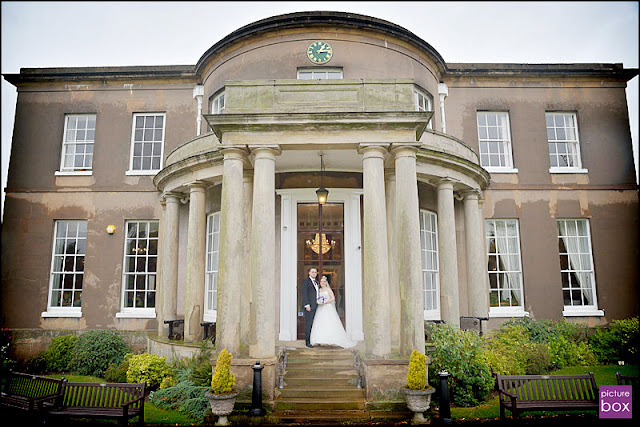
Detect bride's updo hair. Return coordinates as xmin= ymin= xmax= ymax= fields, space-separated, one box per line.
xmin=320 ymin=276 xmax=330 ymax=288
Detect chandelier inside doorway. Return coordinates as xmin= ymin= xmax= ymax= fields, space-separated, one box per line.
xmin=306 ymin=233 xmax=336 ymax=254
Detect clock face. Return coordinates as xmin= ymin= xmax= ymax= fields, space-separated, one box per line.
xmin=307 ymin=41 xmax=333 ymax=64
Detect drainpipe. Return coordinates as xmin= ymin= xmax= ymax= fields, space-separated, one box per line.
xmin=193 ymin=84 xmax=204 ymax=136
xmin=438 ymin=82 xmax=448 ymax=134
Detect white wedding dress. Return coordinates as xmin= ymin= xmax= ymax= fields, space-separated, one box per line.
xmin=310 ymin=289 xmax=356 ymax=348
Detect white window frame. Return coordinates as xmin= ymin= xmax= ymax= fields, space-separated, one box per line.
xmin=414 ymin=89 xmax=434 ymax=130
xmin=486 ymin=219 xmax=528 ymax=318
xmin=546 ymin=112 xmax=588 ymax=174
xmin=116 ymin=220 xmax=159 ymax=318
xmin=42 ymin=220 xmax=87 ymax=318
xmin=210 ymin=91 xmax=225 ymax=115
xmin=126 ymin=113 xmax=166 ymax=176
xmin=204 ymin=212 xmax=221 ymax=322
xmin=420 ymin=210 xmax=440 ymax=320
xmin=297 ymin=67 xmax=343 ymax=80
xmin=556 ymin=219 xmax=603 ymax=317
xmin=477 ymin=112 xmax=518 ymax=173
xmin=56 ymin=114 xmax=96 ymax=176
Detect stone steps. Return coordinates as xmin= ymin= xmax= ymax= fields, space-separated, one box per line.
xmin=279 ymin=387 xmax=366 ymax=399
xmin=274 ymin=347 xmax=365 ymax=414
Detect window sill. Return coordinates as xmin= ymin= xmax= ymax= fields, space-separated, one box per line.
xmin=55 ymin=170 xmax=93 ymax=176
xmin=489 ymin=307 xmax=529 ymax=318
xmin=485 ymin=167 xmax=519 ymax=174
xmin=125 ymin=170 xmax=160 ymax=176
xmin=562 ymin=307 xmax=604 ymax=317
xmin=116 ymin=310 xmax=156 ymax=319
xmin=549 ymin=167 xmax=588 ymax=174
xmin=203 ymin=312 xmax=217 ymax=323
xmin=41 ymin=309 xmax=82 ymax=318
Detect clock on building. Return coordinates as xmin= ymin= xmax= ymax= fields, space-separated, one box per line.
xmin=307 ymin=41 xmax=333 ymax=64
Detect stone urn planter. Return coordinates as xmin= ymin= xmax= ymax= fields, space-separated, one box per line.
xmin=402 ymin=387 xmax=435 ymax=424
xmin=205 ymin=390 xmax=240 ymax=426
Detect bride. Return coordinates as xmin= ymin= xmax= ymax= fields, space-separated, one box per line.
xmin=310 ymin=276 xmax=355 ymax=349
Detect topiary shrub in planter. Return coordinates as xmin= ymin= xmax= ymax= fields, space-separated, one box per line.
xmin=403 ymin=349 xmax=435 ymax=424
xmin=69 ymin=330 xmax=130 ymax=377
xmin=205 ymin=349 xmax=238 ymax=426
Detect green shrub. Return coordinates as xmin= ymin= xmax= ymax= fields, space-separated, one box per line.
xmin=104 ymin=358 xmax=129 ymax=383
xmin=407 ymin=350 xmax=428 ymax=390
xmin=547 ymin=334 xmax=597 ymax=369
xmin=589 ymin=317 xmax=639 ymax=364
xmin=150 ymin=379 xmax=209 ymax=423
xmin=20 ymin=351 xmax=49 ymax=374
xmin=210 ymin=349 xmax=235 ymax=394
xmin=126 ymin=353 xmax=173 ymax=390
xmin=483 ymin=324 xmax=531 ymax=375
xmin=427 ymin=323 xmax=493 ymax=406
xmin=69 ymin=330 xmax=130 ymax=377
xmin=525 ymin=343 xmax=552 ymax=374
xmin=171 ymin=344 xmax=212 ymax=387
xmin=45 ymin=335 xmax=77 ymax=372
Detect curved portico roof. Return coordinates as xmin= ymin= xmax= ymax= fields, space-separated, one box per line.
xmin=194 ymin=11 xmax=448 ymax=76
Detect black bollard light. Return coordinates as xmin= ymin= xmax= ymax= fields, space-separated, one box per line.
xmin=249 ymin=361 xmax=266 ymax=416
xmin=438 ymin=370 xmax=453 ymax=425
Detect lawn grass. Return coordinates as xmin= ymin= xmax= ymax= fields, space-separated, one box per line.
xmin=450 ymin=364 xmax=638 ymax=422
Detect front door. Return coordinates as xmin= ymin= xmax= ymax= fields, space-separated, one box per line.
xmin=296 ymin=203 xmax=345 ymax=339
xmin=278 ymin=188 xmax=363 ymax=343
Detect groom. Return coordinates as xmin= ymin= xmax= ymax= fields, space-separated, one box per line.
xmin=302 ymin=267 xmax=319 ymax=348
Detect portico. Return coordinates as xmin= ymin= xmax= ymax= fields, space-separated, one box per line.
xmin=153 ymin=78 xmax=490 ymax=370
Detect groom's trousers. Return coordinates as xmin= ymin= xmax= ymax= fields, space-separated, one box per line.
xmin=304 ymin=308 xmax=316 ymax=346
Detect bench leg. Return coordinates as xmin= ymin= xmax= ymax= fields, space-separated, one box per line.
xmin=499 ymin=402 xmax=505 ymax=421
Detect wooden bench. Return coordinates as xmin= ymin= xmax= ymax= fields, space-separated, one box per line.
xmin=496 ymin=373 xmax=598 ymax=420
xmin=163 ymin=319 xmax=184 ymax=340
xmin=200 ymin=321 xmax=216 ymax=344
xmin=0 ymin=371 xmax=66 ymax=412
xmin=48 ymin=381 xmax=146 ymax=426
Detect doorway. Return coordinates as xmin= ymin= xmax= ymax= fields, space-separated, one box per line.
xmin=296 ymin=203 xmax=345 ymax=339
xmin=278 ymin=188 xmax=364 ymax=343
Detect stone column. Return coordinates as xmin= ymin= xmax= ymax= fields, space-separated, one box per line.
xmin=464 ymin=190 xmax=489 ymax=318
xmin=240 ymin=171 xmax=253 ymax=350
xmin=249 ymin=146 xmax=280 ymax=358
xmin=217 ymin=146 xmax=248 ymax=355
xmin=358 ymin=144 xmax=391 ymax=357
xmin=437 ymin=178 xmax=460 ymax=326
xmin=157 ymin=192 xmax=181 ymax=337
xmin=391 ymin=144 xmax=425 ymax=356
xmin=385 ymin=168 xmax=400 ymax=350
xmin=184 ymin=182 xmax=207 ymax=342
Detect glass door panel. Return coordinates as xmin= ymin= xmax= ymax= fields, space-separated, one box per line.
xmin=296 ymin=203 xmax=345 ymax=339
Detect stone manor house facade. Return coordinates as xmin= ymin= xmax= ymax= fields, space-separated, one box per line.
xmin=2 ymin=11 xmax=638 ymax=384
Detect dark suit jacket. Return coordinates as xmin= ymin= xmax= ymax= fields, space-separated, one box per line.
xmin=302 ymin=277 xmax=318 ymax=311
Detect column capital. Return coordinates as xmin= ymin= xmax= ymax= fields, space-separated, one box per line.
xmin=436 ymin=177 xmax=458 ymax=190
xmin=389 ymin=142 xmax=421 ymax=159
xmin=220 ymin=145 xmax=250 ymax=160
xmin=248 ymin=145 xmax=282 ymax=159
xmin=186 ymin=180 xmax=207 ymax=191
xmin=162 ymin=191 xmax=183 ymax=201
xmin=358 ymin=143 xmax=389 ymax=158
xmin=461 ymin=188 xmax=482 ymax=200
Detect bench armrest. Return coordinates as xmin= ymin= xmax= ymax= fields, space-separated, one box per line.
xmin=122 ymin=393 xmax=145 ymax=413
xmin=498 ymin=388 xmax=517 ymax=400
xmin=32 ymin=392 xmax=63 ymax=410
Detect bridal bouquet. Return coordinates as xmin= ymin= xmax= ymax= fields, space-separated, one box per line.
xmin=316 ymin=295 xmax=327 ymax=305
